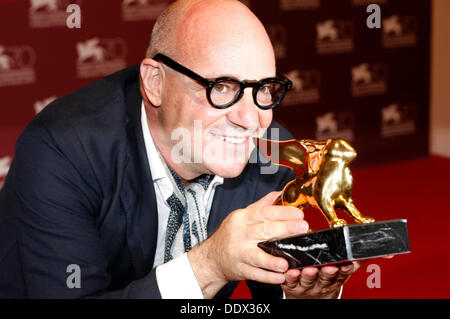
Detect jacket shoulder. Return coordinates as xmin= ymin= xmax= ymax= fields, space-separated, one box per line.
xmin=35 ymin=64 xmax=140 ymax=130
xmin=15 ymin=65 xmax=141 ymax=193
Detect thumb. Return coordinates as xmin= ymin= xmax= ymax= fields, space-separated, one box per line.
xmin=248 ymin=191 xmax=282 ymax=209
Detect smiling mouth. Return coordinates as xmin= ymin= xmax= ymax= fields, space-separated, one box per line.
xmin=210 ymin=133 xmax=250 ymax=145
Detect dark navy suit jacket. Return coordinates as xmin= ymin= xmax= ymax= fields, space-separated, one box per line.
xmin=0 ymin=65 xmax=294 ymax=298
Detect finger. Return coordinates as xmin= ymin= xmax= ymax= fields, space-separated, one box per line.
xmin=247 ymin=249 xmax=289 ymax=273
xmin=322 ymin=263 xmax=354 ymax=295
xmin=338 ymin=263 xmax=354 ymax=275
xmin=239 ymin=263 xmax=286 ymax=285
xmin=316 ymin=266 xmax=339 ymax=288
xmin=283 ymin=269 xmax=301 ymax=289
xmin=335 ymin=263 xmax=354 ymax=285
xmin=249 ymin=219 xmax=309 ymax=241
xmin=304 ymin=266 xmax=339 ymax=296
xmin=248 ymin=191 xmax=282 ymax=208
xmin=299 ymin=267 xmax=318 ymax=289
xmin=247 ymin=205 xmax=304 ymax=224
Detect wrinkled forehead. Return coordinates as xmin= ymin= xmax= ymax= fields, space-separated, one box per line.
xmin=173 ymin=4 xmax=276 ymax=80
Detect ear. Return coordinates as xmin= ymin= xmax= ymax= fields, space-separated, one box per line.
xmin=140 ymin=58 xmax=163 ymax=107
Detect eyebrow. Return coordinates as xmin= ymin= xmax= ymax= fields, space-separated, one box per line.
xmin=203 ymin=73 xmax=278 ymax=82
xmin=203 ymin=74 xmax=241 ymax=81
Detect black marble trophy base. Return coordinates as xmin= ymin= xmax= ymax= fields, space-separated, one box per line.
xmin=258 ymin=219 xmax=410 ymax=268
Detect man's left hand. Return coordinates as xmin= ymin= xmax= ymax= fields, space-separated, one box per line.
xmin=281 ymin=262 xmax=360 ymax=299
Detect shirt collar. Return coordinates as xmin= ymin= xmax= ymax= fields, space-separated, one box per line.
xmin=141 ymin=101 xmax=170 ymax=182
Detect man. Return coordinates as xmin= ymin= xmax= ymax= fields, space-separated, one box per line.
xmin=0 ymin=0 xmax=359 ymax=298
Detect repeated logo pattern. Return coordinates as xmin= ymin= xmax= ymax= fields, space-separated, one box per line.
xmin=315 ymin=112 xmax=354 ymax=142
xmin=121 ymin=0 xmax=171 ymax=21
xmin=315 ymin=19 xmax=354 ymax=55
xmin=29 ymin=0 xmax=82 ymax=28
xmin=351 ymin=62 xmax=388 ymax=98
xmin=283 ymin=69 xmax=321 ymax=105
xmin=0 ymin=45 xmax=36 ymax=87
xmin=257 ymin=0 xmax=428 ymax=166
xmin=76 ymin=37 xmax=127 ymax=78
xmin=381 ymin=103 xmax=416 ymax=137
xmin=382 ymin=15 xmax=418 ymax=48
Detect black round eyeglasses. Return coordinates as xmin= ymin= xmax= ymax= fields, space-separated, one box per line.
xmin=153 ymin=53 xmax=292 ymax=110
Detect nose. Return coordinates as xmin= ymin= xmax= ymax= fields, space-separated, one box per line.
xmin=225 ymin=88 xmax=262 ymax=131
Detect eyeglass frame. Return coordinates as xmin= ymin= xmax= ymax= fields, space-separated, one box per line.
xmin=152 ymin=53 xmax=292 ymax=110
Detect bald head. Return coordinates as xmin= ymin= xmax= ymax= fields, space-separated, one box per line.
xmin=146 ymin=0 xmax=275 ymax=73
xmin=145 ymin=0 xmax=188 ymax=58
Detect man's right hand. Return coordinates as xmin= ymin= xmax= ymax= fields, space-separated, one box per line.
xmin=187 ymin=191 xmax=309 ymax=298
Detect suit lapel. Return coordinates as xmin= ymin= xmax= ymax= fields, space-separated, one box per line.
xmin=120 ymin=78 xmax=159 ymax=279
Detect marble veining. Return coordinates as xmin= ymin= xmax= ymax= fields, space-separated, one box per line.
xmin=258 ymin=219 xmax=410 ymax=268
xmin=276 ymin=243 xmax=329 ymax=251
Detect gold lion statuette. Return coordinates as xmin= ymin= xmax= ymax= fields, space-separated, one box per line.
xmin=255 ymin=137 xmax=375 ymax=229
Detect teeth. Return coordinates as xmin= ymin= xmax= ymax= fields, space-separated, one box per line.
xmin=222 ymin=136 xmax=246 ymax=144
xmin=213 ymin=133 xmax=246 ymax=144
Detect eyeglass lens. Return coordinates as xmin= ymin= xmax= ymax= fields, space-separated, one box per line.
xmin=209 ymin=81 xmax=285 ymax=108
